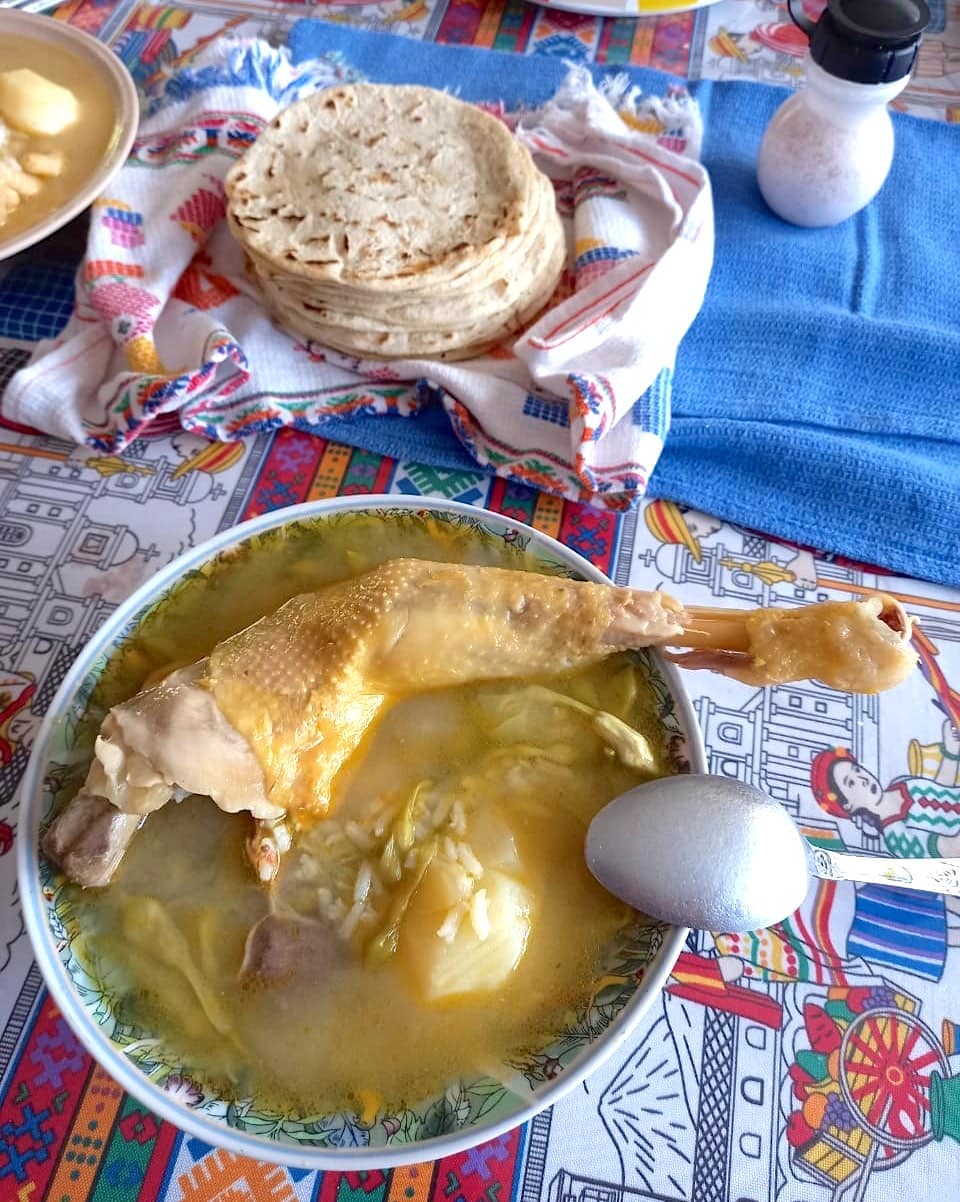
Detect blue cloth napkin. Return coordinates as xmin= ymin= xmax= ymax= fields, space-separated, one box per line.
xmin=288 ymin=21 xmax=960 ymax=586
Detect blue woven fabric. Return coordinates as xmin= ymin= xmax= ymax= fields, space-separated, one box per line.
xmin=287 ymin=21 xmax=960 ymax=585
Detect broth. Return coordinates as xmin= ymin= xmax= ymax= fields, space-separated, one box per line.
xmin=64 ymin=513 xmax=674 ymax=1115
xmin=0 ymin=37 xmax=118 ymax=239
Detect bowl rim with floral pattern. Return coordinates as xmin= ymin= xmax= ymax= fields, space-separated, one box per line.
xmin=18 ymin=494 xmax=703 ymax=1170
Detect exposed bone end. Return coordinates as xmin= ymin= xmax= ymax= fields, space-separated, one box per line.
xmin=85 ymin=663 xmax=281 ymax=821
xmin=86 ymin=716 xmax=176 ymax=816
xmin=41 ymin=792 xmax=143 ymax=888
xmin=853 ymin=594 xmax=917 ymax=691
xmin=603 ymin=588 xmax=687 ymax=649
xmin=875 ymin=593 xmax=912 ymax=640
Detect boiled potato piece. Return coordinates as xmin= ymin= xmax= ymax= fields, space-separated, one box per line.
xmin=0 ymin=69 xmax=78 ymax=137
xmin=23 ymin=150 xmax=63 ymax=177
xmin=464 ymin=807 xmax=520 ymax=873
xmin=0 ymin=181 xmax=20 ymax=222
xmin=6 ymin=167 xmax=40 ymax=198
xmin=401 ymin=860 xmax=532 ymax=1004
xmin=405 ymin=855 xmax=473 ymax=916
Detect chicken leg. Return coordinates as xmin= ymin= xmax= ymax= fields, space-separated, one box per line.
xmin=42 ymin=560 xmax=915 ymax=887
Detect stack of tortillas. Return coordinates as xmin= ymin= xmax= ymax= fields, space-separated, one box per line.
xmin=225 ymin=83 xmax=566 ymax=362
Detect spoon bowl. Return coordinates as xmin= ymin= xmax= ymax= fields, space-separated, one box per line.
xmin=586 ymin=774 xmax=811 ymax=931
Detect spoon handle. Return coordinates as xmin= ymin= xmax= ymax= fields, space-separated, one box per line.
xmin=809 ymin=846 xmax=960 ymax=896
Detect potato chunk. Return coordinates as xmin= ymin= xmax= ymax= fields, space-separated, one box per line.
xmin=6 ymin=167 xmax=40 ymax=198
xmin=401 ymin=860 xmax=532 ymax=1004
xmin=22 ymin=150 xmax=64 ymax=178
xmin=0 ymin=69 xmax=78 ymax=137
xmin=0 ymin=183 xmax=20 ymax=225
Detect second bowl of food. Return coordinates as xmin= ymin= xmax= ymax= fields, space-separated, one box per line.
xmin=19 ymin=495 xmax=705 ymax=1168
xmin=0 ymin=11 xmax=139 ymax=261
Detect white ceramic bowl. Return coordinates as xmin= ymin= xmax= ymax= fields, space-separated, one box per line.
xmin=0 ymin=11 xmax=139 ymax=261
xmin=19 ymin=496 xmax=704 ymax=1169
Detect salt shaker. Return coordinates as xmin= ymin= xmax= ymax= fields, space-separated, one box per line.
xmin=757 ymin=0 xmax=930 ymax=228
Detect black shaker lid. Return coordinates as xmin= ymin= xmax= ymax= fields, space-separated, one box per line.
xmin=789 ymin=0 xmax=930 ymax=83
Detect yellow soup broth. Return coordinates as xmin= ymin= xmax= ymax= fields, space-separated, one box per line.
xmin=0 ymin=37 xmax=118 ymax=239
xmin=64 ymin=514 xmax=675 ymax=1115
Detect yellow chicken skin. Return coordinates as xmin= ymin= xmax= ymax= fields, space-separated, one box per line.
xmin=43 ymin=560 xmax=916 ymax=887
xmin=206 ymin=559 xmax=686 ymax=818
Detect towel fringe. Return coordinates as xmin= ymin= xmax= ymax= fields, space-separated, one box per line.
xmin=514 ymin=63 xmax=702 ymax=161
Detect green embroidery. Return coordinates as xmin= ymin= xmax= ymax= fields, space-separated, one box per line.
xmin=884 ymin=828 xmax=927 ymax=859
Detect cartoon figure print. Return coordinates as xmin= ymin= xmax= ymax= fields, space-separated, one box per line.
xmin=775 ymin=628 xmax=960 ymax=1197
xmin=703 ymin=633 xmax=960 ymax=990
xmin=799 ymin=620 xmax=960 ymax=985
xmin=810 ymin=743 xmax=960 ymax=984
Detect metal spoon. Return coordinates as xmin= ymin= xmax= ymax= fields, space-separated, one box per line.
xmin=585 ymin=773 xmax=960 ymax=932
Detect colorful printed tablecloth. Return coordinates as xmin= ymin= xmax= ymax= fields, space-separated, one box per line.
xmin=2 ymin=2 xmax=960 ymax=1201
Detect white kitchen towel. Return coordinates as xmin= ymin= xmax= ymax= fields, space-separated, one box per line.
xmin=1 ymin=37 xmax=713 ymax=509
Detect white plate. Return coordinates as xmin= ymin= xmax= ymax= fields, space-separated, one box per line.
xmin=535 ymin=0 xmax=720 ymax=22
xmin=0 ymin=12 xmax=139 ymax=261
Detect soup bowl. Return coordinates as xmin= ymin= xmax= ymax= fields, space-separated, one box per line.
xmin=18 ymin=495 xmax=704 ymax=1169
xmin=0 ymin=11 xmax=139 ymax=262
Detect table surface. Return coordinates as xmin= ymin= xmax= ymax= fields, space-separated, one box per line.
xmin=2 ymin=1 xmax=960 ymax=1200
